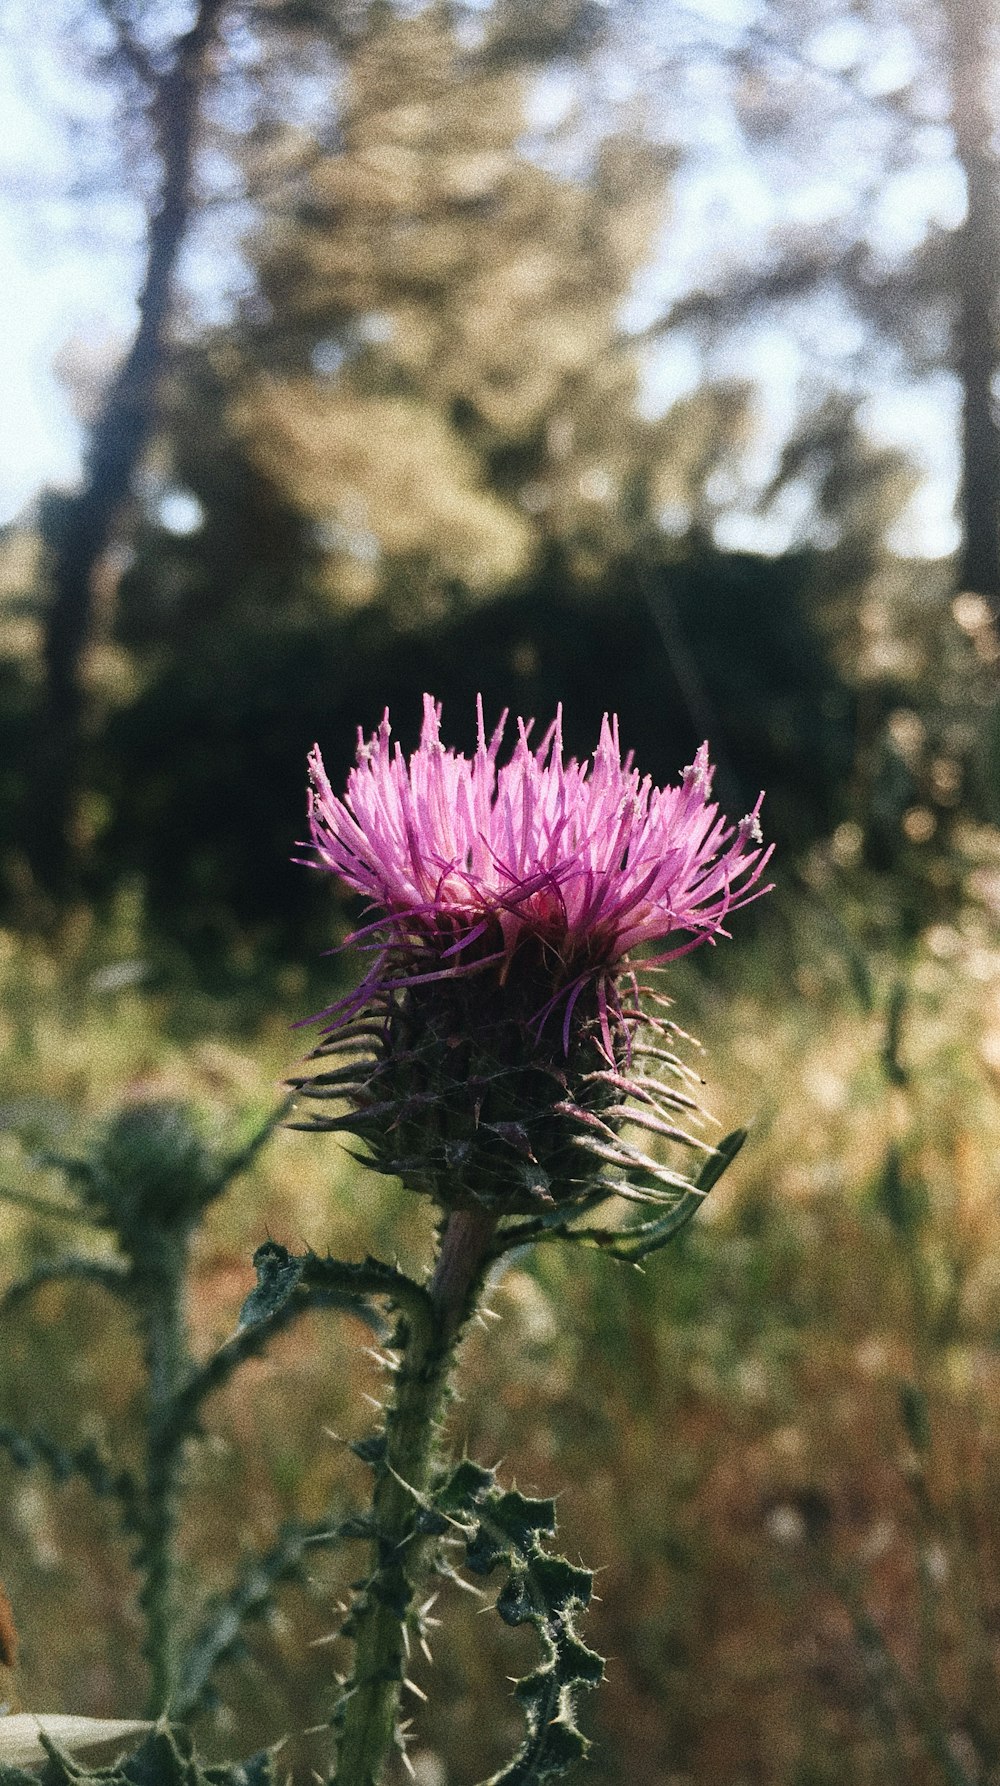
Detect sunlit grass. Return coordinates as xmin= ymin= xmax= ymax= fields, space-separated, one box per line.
xmin=3 ymin=865 xmax=1000 ymax=1782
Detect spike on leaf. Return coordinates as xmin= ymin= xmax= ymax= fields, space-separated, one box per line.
xmin=436 ymin=1466 xmax=603 ymax=1785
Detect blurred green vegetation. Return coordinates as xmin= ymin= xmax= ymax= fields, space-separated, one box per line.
xmin=5 ymin=848 xmax=1000 ymax=1781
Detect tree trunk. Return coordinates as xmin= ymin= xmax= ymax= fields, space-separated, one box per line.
xmin=941 ymin=0 xmax=1000 ymax=609
xmin=29 ymin=0 xmax=225 ymax=904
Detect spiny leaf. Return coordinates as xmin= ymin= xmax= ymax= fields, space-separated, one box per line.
xmin=0 ymin=1723 xmax=279 ymax=1786
xmin=465 ymin=1492 xmax=557 ymax=1574
xmin=0 ymin=1717 xmax=151 ymax=1774
xmin=164 ymin=1246 xmax=409 ymax=1449
xmin=0 ymin=1183 xmax=91 ymax=1225
xmin=237 ymin=1242 xmax=426 ymax=1337
xmin=689 ymin=1126 xmax=748 ymax=1196
xmin=1 ymin=1257 xmax=130 ymax=1317
xmin=495 ymin=1131 xmax=747 ymax=1262
xmin=237 ymin=1241 xmax=306 ymax=1328
xmin=508 ymin=1129 xmax=746 ymax=1264
xmin=0 ymin=1427 xmax=142 ymax=1533
xmin=172 ymin=1516 xmax=351 ymax=1719
xmin=436 ymin=1466 xmax=603 ymax=1785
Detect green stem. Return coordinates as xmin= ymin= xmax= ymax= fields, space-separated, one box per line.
xmin=139 ymin=1251 xmax=189 ymax=1715
xmin=333 ymin=1207 xmax=496 ymax=1786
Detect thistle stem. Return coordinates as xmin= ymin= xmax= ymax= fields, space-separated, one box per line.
xmin=139 ymin=1251 xmax=189 ymax=1715
xmin=333 ymin=1208 xmax=496 ymax=1786
xmin=428 ymin=1206 xmax=498 ymax=1336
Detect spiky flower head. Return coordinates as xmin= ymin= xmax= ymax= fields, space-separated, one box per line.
xmin=293 ymin=696 xmax=772 ymax=1215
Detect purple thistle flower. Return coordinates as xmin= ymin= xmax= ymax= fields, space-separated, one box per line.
xmin=308 ymin=696 xmax=770 ymax=1025
xmin=293 ymin=696 xmax=772 ymax=1216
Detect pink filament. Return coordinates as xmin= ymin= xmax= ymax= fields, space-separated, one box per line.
xmin=307 ymin=694 xmax=772 ymax=980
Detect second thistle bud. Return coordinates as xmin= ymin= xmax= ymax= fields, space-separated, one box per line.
xmin=46 ymin=1100 xmax=236 ymax=1266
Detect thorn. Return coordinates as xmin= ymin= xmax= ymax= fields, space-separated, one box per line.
xmin=400 ymin=1750 xmax=416 ymax=1779
xmin=311 ymin=1770 xmax=326 ymax=1783
xmin=323 ymin=1428 xmax=344 ymax=1443
xmin=401 ymin=1622 xmax=411 ymax=1658
xmin=363 ymin=1346 xmax=399 ymax=1371
xmin=419 ymin=1591 xmax=440 ymax=1616
xmin=361 ymin=1392 xmax=384 ymax=1410
xmin=420 ymin=1636 xmax=434 ymax=1665
xmin=385 ymin=1463 xmax=467 ymax=1530
xmin=385 ymin=1462 xmax=431 ymax=1505
xmin=403 ymin=1677 xmax=428 ymax=1702
xmin=308 ymin=1632 xmax=341 ymax=1647
xmin=443 ymin=1568 xmax=486 ymax=1597
xmin=479 ymin=1305 xmax=502 ymax=1322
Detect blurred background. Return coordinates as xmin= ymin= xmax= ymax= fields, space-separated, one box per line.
xmin=3 ymin=0 xmax=1000 ymax=1780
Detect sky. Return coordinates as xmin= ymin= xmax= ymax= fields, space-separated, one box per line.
xmin=0 ymin=214 xmax=117 ymax=521
xmin=0 ymin=0 xmax=971 ymax=559
xmin=0 ymin=28 xmax=135 ymax=521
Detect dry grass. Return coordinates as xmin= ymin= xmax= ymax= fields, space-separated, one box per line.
xmin=3 ymin=861 xmax=1000 ymax=1784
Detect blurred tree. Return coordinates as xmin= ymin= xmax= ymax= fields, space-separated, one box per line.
xmin=98 ymin=0 xmax=837 ymax=943
xmin=664 ymin=0 xmax=1000 ymax=613
xmin=136 ymin=0 xmax=753 ymax=626
xmin=938 ymin=0 xmax=1000 ymax=606
xmin=84 ymin=0 xmax=870 ymax=946
xmin=9 ymin=0 xmax=874 ymax=941
xmin=28 ymin=0 xmax=227 ymax=904
xmin=99 ymin=547 xmax=851 ymax=951
xmin=624 ymin=0 xmax=1000 ymax=860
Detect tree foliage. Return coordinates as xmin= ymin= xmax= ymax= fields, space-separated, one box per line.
xmin=6 ymin=0 xmax=995 ymax=934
